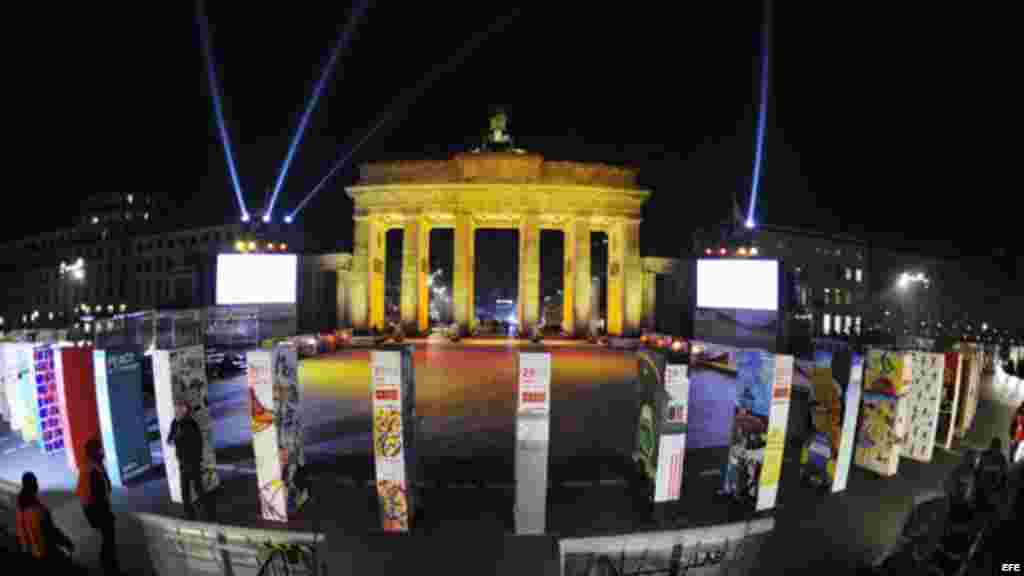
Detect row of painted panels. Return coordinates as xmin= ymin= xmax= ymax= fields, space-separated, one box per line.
xmin=0 ymin=342 xmax=306 ymax=524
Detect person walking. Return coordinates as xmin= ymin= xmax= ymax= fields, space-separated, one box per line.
xmin=16 ymin=472 xmax=74 ymax=565
xmin=167 ymin=399 xmax=205 ymax=521
xmin=77 ymin=437 xmax=120 ymax=575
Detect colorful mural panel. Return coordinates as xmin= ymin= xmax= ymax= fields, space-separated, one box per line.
xmin=32 ymin=347 xmax=65 ymax=454
xmin=855 ymin=392 xmax=908 ymax=476
xmin=153 ymin=345 xmax=220 ymax=503
xmin=371 ymin=346 xmax=418 ymax=532
xmin=864 ymin=350 xmax=912 ymax=396
xmin=93 ymin=348 xmax=153 ymax=485
xmin=247 ymin=346 xmax=308 ymax=522
xmin=54 ymin=347 xmax=99 ymax=474
xmin=936 ymin=353 xmax=963 ymax=451
xmin=902 ymin=352 xmax=945 ymax=462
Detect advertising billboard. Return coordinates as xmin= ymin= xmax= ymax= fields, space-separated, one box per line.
xmin=694 ymin=260 xmax=779 ymax=352
xmin=216 ymin=254 xmax=298 ymax=305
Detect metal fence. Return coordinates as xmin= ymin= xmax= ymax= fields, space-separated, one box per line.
xmin=132 ymin=513 xmax=323 ymax=576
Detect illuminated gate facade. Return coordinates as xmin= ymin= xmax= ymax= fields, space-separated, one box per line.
xmin=344 ymin=151 xmax=651 ymax=337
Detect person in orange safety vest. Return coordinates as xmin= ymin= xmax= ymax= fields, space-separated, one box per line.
xmin=16 ymin=471 xmax=73 ymax=563
xmin=77 ymin=437 xmax=120 ymax=575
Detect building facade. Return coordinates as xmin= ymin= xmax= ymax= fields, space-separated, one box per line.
xmin=0 ymin=209 xmax=313 ymax=334
xmin=693 ymin=223 xmax=872 ymax=339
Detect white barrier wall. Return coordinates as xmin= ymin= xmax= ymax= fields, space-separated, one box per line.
xmin=560 ymin=517 xmax=774 ymax=576
xmin=127 ymin=513 xmax=321 ymax=576
xmin=153 ymin=345 xmax=221 ymax=503
xmin=246 ymin=345 xmax=308 ymax=522
xmin=515 ymin=351 xmax=552 ymax=534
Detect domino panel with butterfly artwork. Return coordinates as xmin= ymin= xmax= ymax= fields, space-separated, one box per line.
xmin=902 ymin=352 xmax=945 ymax=462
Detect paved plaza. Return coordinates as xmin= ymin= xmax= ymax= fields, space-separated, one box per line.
xmin=1 ymin=344 xmax=1021 ymax=573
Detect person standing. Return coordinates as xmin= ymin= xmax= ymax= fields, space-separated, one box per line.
xmin=16 ymin=472 xmax=74 ymax=565
xmin=1010 ymin=403 xmax=1024 ymax=463
xmin=167 ymin=399 xmax=204 ymax=521
xmin=975 ymin=437 xmax=1009 ymax=523
xmin=77 ymin=438 xmax=119 ymax=575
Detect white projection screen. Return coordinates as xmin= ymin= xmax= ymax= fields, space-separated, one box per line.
xmin=697 ymin=259 xmax=779 ymax=311
xmin=216 ymin=254 xmax=298 ymax=305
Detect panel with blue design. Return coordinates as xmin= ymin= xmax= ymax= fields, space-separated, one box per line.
xmin=33 ymin=347 xmax=65 ymax=454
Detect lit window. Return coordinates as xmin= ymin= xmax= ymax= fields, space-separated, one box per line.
xmin=824 ymin=288 xmax=832 ymax=305
xmin=823 ymin=313 xmax=831 ymax=335
xmin=855 ymin=316 xmax=862 ymax=335
xmin=845 ymin=267 xmax=852 ymax=281
xmin=844 ymin=315 xmax=852 ymax=334
xmin=833 ymin=315 xmax=841 ymax=333
xmin=855 ymin=268 xmax=862 ymax=283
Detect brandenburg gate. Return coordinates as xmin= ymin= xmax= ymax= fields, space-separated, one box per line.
xmin=344 ymin=149 xmax=651 ymax=338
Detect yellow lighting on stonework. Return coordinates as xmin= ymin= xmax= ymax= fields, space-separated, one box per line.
xmin=737 ymin=247 xmax=748 ymax=256
xmin=248 ymin=242 xmax=256 ymax=250
xmin=235 ymin=241 xmax=245 ymax=252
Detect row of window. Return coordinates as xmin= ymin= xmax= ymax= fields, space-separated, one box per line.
xmin=796 ymin=286 xmax=864 ymax=308
xmin=134 ymin=229 xmax=239 ymax=253
xmin=822 ymin=314 xmax=862 ymax=336
xmin=824 ymin=287 xmax=858 ymax=306
xmin=28 ymin=277 xmax=192 ymax=308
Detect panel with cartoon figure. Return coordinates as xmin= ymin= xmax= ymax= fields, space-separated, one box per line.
xmin=855 ymin=392 xmax=908 ymax=476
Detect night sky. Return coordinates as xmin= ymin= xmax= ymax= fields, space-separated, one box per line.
xmin=4 ymin=4 xmax=1016 ymax=269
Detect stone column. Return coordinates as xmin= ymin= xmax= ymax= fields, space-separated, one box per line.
xmin=606 ymin=223 xmax=625 ymax=337
xmin=519 ymin=215 xmax=541 ymax=333
xmin=350 ymin=217 xmax=370 ymax=332
xmin=368 ymin=220 xmax=386 ymax=332
xmin=335 ymin=269 xmax=348 ymax=329
xmin=642 ymin=270 xmax=657 ymax=332
xmin=417 ymin=219 xmax=430 ymax=334
xmin=573 ymin=218 xmax=591 ymax=337
xmin=453 ymin=213 xmax=474 ymax=335
xmin=400 ymin=218 xmax=422 ymax=334
xmin=624 ymin=219 xmax=644 ymax=337
xmin=562 ymin=224 xmax=575 ymax=334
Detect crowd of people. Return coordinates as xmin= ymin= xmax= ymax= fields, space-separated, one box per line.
xmin=9 ymin=400 xmax=207 ymax=573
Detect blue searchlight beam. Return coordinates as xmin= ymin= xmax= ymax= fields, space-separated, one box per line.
xmin=198 ymin=0 xmax=248 ymax=219
xmin=287 ymin=10 xmax=521 ymax=219
xmin=265 ymin=0 xmax=370 ymax=219
xmin=746 ymin=0 xmax=771 ymax=229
